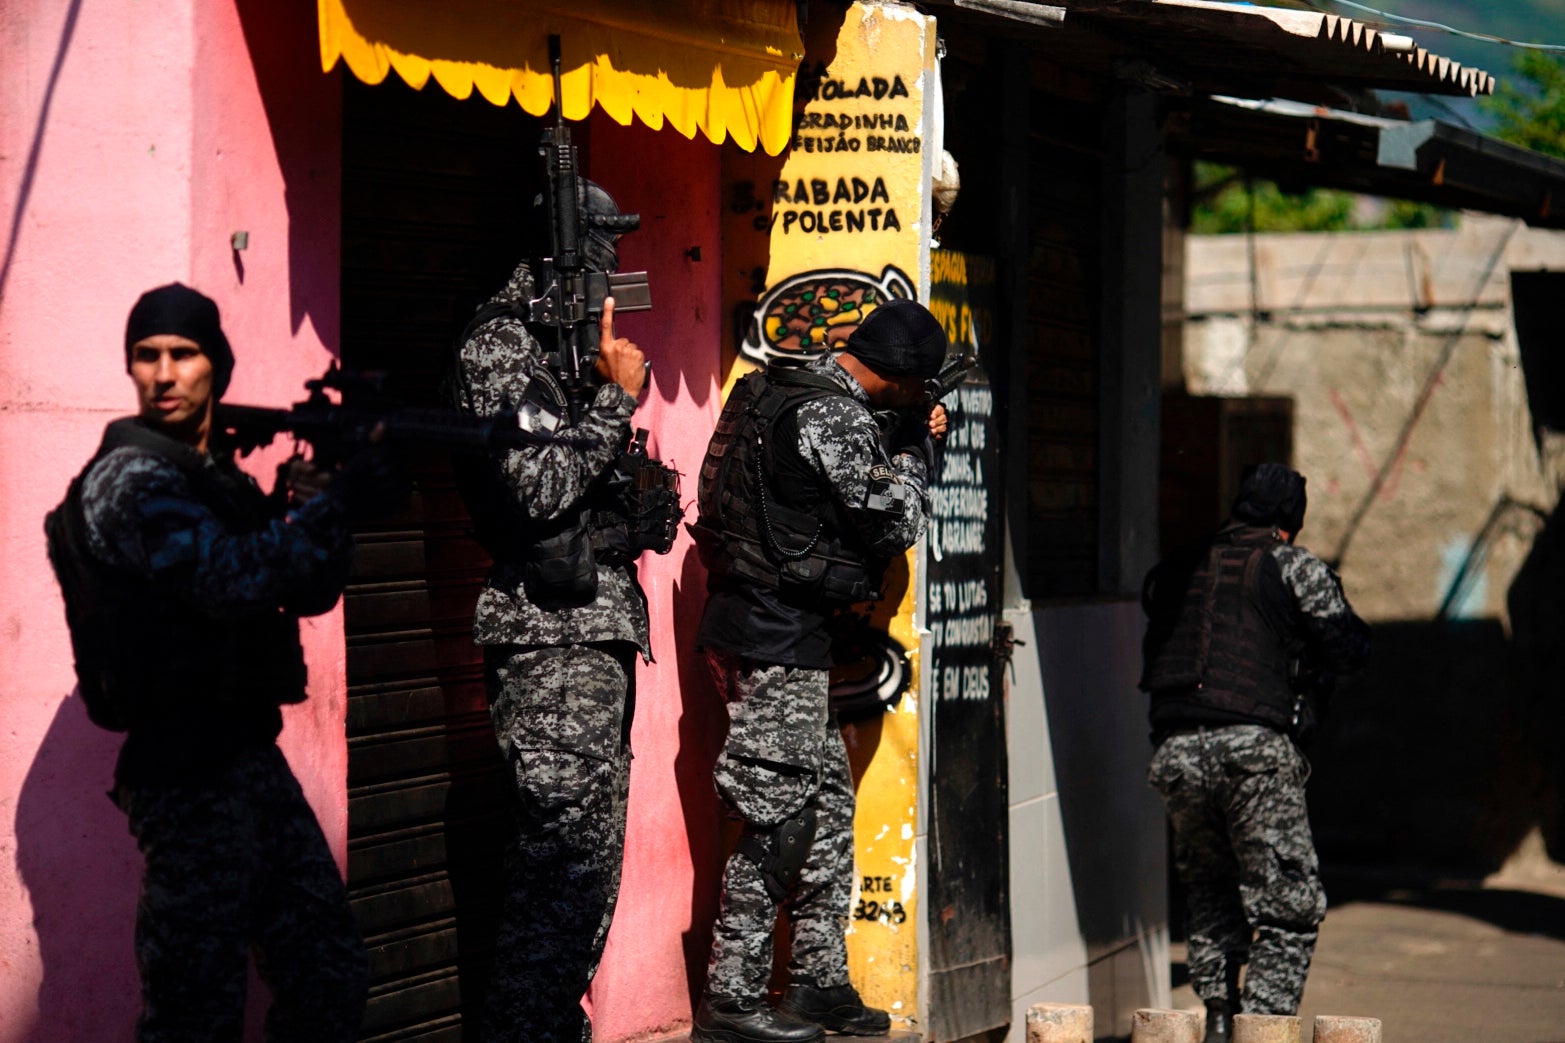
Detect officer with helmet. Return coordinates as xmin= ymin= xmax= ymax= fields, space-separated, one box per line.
xmin=452 ymin=179 xmax=656 ymax=1043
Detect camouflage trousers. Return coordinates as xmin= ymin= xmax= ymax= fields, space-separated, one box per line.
xmin=704 ymin=650 xmax=856 ymax=1000
xmin=1148 ymin=724 xmax=1327 ymax=1015
xmin=115 ymin=743 xmax=367 ymax=1043
xmin=483 ymin=642 xmax=637 ymax=1043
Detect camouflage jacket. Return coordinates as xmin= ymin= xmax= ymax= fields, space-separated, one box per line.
xmin=79 ymin=439 xmax=353 ymax=619
xmin=697 ymin=354 xmax=931 ymax=666
xmin=1143 ymin=523 xmax=1370 ymax=734
xmin=791 ymin=353 xmax=931 ymax=556
xmin=67 ymin=426 xmax=355 ymax=783
xmin=1271 ymin=540 xmax=1371 ymax=676
xmin=457 ymin=263 xmax=650 ymax=657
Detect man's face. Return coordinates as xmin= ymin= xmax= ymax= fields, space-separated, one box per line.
xmin=862 ymin=370 xmax=928 ymax=410
xmin=130 ymin=334 xmax=214 ymax=434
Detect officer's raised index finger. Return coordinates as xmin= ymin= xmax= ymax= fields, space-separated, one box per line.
xmin=599 ymin=296 xmax=617 ymax=350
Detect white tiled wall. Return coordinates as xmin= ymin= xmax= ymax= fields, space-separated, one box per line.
xmin=1003 ymin=602 xmax=1170 ymax=1043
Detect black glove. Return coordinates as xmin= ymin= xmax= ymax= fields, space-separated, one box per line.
xmin=887 ymin=411 xmax=939 ymax=473
xmin=325 ymin=443 xmax=409 ymax=520
xmin=276 ymin=455 xmax=333 ymax=508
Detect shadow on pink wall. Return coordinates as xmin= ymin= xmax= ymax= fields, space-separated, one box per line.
xmin=15 ymin=692 xmax=142 ymax=1041
xmin=0 ymin=0 xmax=83 ymax=309
xmin=231 ymin=0 xmax=342 ymax=346
xmin=672 ymin=545 xmax=728 ymax=1008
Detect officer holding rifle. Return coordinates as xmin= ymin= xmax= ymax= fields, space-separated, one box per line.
xmin=46 ymin=283 xmax=402 ymax=1041
xmin=690 ymin=297 xmax=951 ymax=1042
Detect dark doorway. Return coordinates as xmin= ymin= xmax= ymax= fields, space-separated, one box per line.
xmin=340 ymin=73 xmax=545 ymax=1041
xmin=1511 ymin=271 xmax=1565 ymax=439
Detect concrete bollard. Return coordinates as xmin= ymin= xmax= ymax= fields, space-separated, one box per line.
xmin=1130 ymin=1008 xmax=1202 ymax=1043
xmin=1233 ymin=1013 xmax=1302 ymax=1043
xmin=1026 ymin=1002 xmax=1094 ymax=1043
xmin=1311 ymin=1015 xmax=1383 ymax=1043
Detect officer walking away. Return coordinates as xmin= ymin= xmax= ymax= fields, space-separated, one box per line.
xmin=689 ymin=298 xmax=950 ymax=1042
xmin=1140 ymin=463 xmax=1371 ymax=1043
xmin=46 ymin=283 xmax=398 ymax=1041
xmin=452 ymin=185 xmax=661 ymax=1043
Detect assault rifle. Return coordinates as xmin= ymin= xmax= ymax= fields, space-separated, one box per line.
xmin=530 ymin=34 xmax=651 ymax=422
xmin=1287 ymin=648 xmax=1336 ymax=747
xmin=927 ymin=350 xmax=979 ymax=406
xmin=214 ymin=364 xmax=552 ymax=464
xmin=869 ymin=350 xmax=979 ymax=464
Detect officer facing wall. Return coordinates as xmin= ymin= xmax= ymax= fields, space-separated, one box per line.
xmin=690 ymin=297 xmax=951 ymax=1043
xmin=1140 ymin=463 xmax=1372 ymax=1043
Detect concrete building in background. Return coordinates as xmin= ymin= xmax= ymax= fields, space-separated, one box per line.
xmin=1182 ymin=217 xmax=1565 ymax=881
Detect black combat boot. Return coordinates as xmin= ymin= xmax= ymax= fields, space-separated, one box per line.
xmin=778 ymin=979 xmax=891 ymax=1036
xmin=1204 ymin=954 xmax=1242 ymax=1043
xmin=692 ymin=995 xmax=825 ymax=1043
xmin=1202 ymin=998 xmax=1233 ymax=1043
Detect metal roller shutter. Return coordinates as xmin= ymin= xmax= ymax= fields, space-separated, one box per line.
xmin=340 ymin=74 xmax=545 ymax=1041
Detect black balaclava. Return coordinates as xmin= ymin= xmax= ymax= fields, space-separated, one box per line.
xmin=1232 ymin=462 xmax=1307 ymax=535
xmin=124 ymin=283 xmax=235 ymax=399
xmin=842 ymin=297 xmax=948 ymax=378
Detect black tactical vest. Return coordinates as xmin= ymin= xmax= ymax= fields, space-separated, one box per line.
xmin=45 ymin=418 xmax=308 ymax=733
xmin=448 ymin=304 xmax=679 ymax=608
xmin=1140 ymin=523 xmax=1297 ymax=730
xmin=690 ymin=365 xmax=880 ymax=604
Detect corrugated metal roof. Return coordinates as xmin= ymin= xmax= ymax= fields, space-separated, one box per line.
xmin=1173 ymin=96 xmax=1565 ymax=228
xmin=929 ymin=0 xmax=1494 ymax=103
xmin=1076 ymin=0 xmax=1489 ymax=97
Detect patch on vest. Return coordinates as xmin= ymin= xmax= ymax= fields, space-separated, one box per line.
xmin=515 ymin=375 xmax=565 ymax=434
xmin=865 ymin=464 xmax=908 ymax=513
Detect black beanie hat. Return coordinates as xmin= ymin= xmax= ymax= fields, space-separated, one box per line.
xmin=843 ymin=297 xmax=948 ymax=378
xmin=1232 ymin=462 xmax=1307 ymax=533
xmin=125 ymin=283 xmax=235 ymax=398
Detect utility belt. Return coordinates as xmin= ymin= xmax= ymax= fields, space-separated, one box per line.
xmin=689 ymin=521 xmax=880 ymax=605
xmin=520 ymin=427 xmax=682 ymax=607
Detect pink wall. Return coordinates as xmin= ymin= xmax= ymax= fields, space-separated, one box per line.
xmin=0 ymin=1 xmax=342 ymax=1039
xmin=5 ymin=1 xmax=738 ymax=1037
xmin=583 ymin=116 xmax=731 ymax=1040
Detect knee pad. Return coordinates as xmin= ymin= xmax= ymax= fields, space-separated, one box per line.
xmin=735 ymin=809 xmax=818 ymax=902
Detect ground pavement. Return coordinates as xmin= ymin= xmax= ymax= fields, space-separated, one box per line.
xmin=1162 ymin=838 xmax=1565 ymax=1043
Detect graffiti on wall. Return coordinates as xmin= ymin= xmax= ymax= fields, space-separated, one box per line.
xmin=716 ymin=3 xmax=936 ymax=1018
xmin=924 ymin=251 xmax=1002 ymax=705
xmin=737 ymin=264 xmax=916 ymax=366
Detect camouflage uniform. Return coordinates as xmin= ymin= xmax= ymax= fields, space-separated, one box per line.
xmin=1148 ymin=725 xmax=1324 ymax=1015
xmin=117 ymin=745 xmax=367 ymax=1042
xmin=456 ymin=263 xmax=650 ymax=1043
xmin=68 ymin=432 xmax=367 ymax=1042
xmin=1144 ymin=534 xmax=1369 ymax=1017
xmin=699 ymin=355 xmax=930 ymax=1001
xmin=702 ymin=652 xmax=858 ymax=998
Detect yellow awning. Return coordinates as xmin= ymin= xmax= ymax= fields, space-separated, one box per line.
xmin=318 ymin=0 xmax=804 ymax=154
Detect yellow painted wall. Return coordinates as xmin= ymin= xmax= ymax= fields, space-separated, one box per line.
xmin=719 ymin=2 xmax=937 ymax=1028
